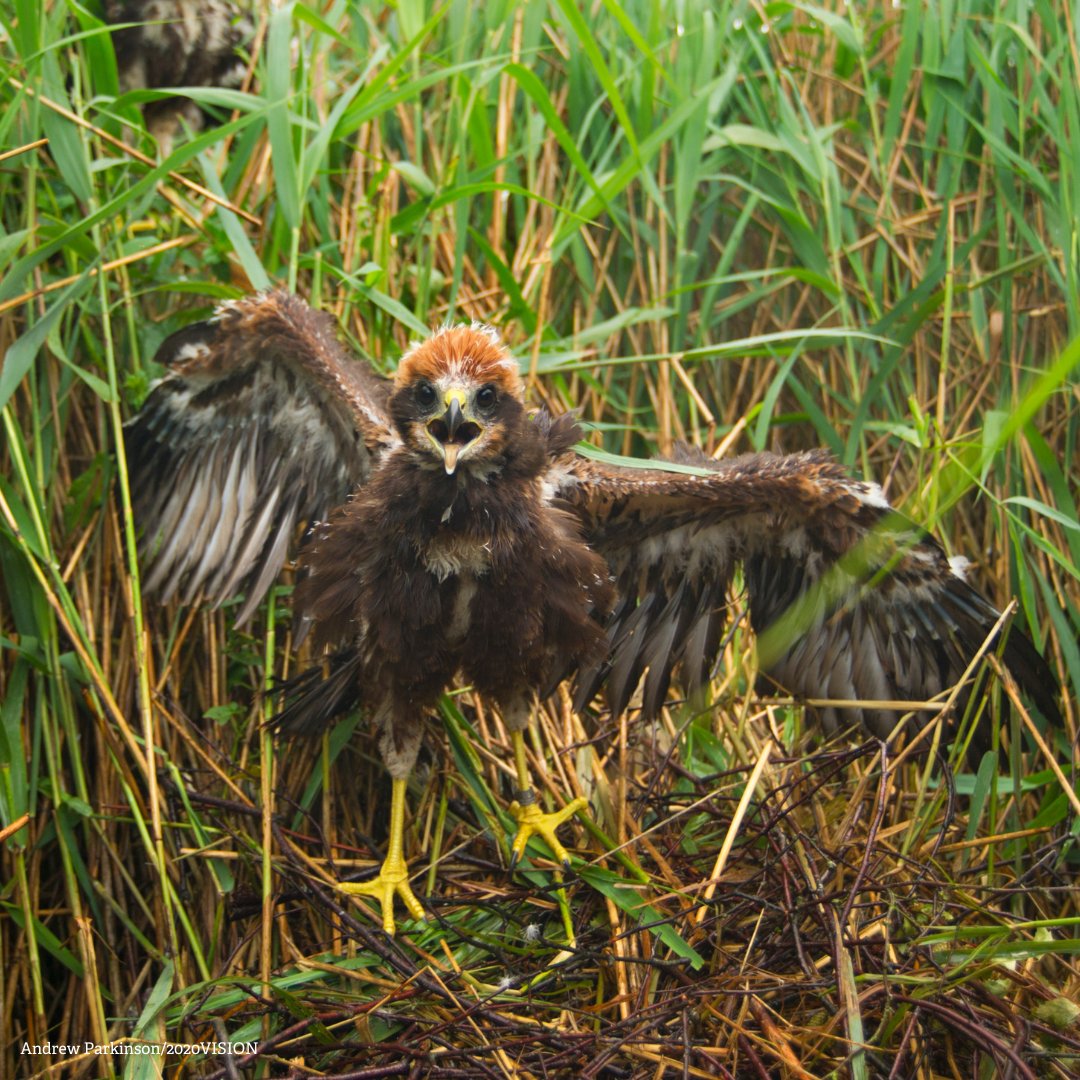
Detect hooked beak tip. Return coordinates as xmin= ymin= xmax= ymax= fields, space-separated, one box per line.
xmin=444 ymin=398 xmax=465 ymax=439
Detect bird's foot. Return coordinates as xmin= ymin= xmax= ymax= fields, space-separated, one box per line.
xmin=339 ymin=856 xmax=425 ymax=936
xmin=509 ymin=793 xmax=588 ymax=868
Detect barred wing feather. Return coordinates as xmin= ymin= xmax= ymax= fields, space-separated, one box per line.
xmin=124 ymin=291 xmax=393 ymax=624
xmin=557 ymin=448 xmax=1059 ymax=734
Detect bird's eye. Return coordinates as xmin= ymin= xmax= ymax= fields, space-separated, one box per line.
xmin=476 ymin=385 xmax=497 ymax=411
xmin=415 ymin=381 xmax=437 ymax=408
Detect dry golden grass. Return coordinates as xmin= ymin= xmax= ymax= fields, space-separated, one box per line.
xmin=1 ymin=2 xmax=1078 ymax=1077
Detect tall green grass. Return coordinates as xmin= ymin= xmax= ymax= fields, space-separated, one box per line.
xmin=1 ymin=0 xmax=1077 ymax=1075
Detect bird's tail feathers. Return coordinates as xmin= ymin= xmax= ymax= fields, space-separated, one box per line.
xmin=269 ymin=649 xmax=363 ymax=736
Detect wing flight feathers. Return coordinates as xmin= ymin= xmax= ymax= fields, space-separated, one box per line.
xmin=125 ymin=291 xmax=393 ymax=623
xmin=561 ymin=448 xmax=1059 ymax=735
xmin=124 ymin=290 xmax=1058 ymax=744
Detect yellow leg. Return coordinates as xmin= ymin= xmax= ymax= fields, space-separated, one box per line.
xmin=339 ymin=777 xmax=425 ymax=935
xmin=508 ymin=728 xmax=588 ymax=867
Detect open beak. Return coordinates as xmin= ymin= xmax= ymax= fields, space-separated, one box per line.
xmin=427 ymin=392 xmax=483 ymax=474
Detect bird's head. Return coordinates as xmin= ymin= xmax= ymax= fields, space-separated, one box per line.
xmin=390 ymin=324 xmax=525 ymax=476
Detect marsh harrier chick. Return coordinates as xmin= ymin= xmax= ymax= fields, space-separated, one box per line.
xmin=106 ymin=0 xmax=253 ymax=149
xmin=125 ymin=292 xmax=1059 ymax=933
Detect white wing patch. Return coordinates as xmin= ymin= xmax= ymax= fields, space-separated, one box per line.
xmin=949 ymin=555 xmax=972 ymax=580
xmin=856 ymin=481 xmax=892 ymax=510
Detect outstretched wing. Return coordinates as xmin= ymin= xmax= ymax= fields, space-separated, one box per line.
xmin=558 ymin=446 xmax=1059 ymax=737
xmin=124 ymin=290 xmax=394 ymax=625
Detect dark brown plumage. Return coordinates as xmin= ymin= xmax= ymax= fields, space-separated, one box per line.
xmin=294 ymin=330 xmax=615 ymax=781
xmin=125 ymin=291 xmax=1061 ymax=932
xmin=106 ymin=0 xmax=253 ymax=147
